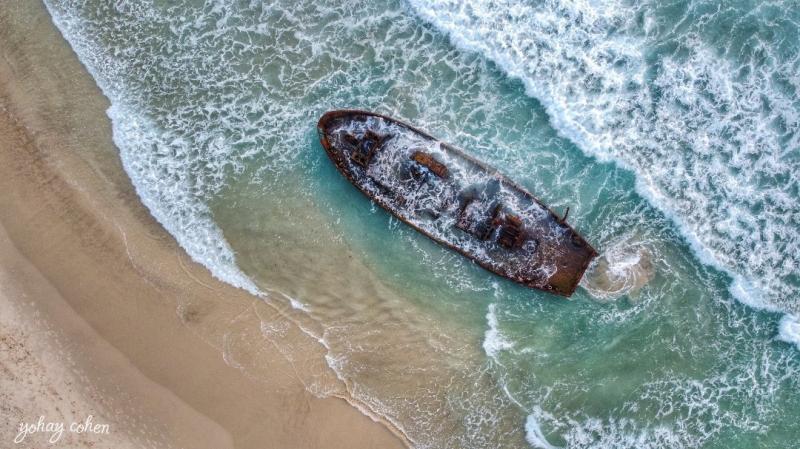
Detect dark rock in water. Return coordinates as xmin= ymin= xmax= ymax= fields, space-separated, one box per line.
xmin=318 ymin=110 xmax=597 ymax=297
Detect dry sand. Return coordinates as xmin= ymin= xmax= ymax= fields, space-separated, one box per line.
xmin=0 ymin=1 xmax=407 ymax=448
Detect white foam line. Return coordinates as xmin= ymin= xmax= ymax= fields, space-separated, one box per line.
xmin=778 ymin=315 xmax=800 ymax=350
xmin=483 ymin=303 xmax=514 ymax=359
xmin=525 ymin=412 xmax=560 ymax=449
xmin=406 ymin=0 xmax=793 ymax=324
xmin=44 ymin=2 xmax=263 ymax=298
xmin=272 ymin=289 xmax=311 ymax=312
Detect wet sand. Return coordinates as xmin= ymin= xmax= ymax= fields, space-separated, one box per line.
xmin=0 ymin=1 xmax=406 ymax=448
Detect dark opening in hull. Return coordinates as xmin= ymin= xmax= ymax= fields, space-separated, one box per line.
xmin=318 ymin=110 xmax=598 ymax=297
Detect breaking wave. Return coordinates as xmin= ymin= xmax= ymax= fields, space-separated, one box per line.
xmin=525 ymin=410 xmax=559 ymax=449
xmin=407 ymin=0 xmax=800 ymax=316
xmin=45 ymin=1 xmax=262 ymax=295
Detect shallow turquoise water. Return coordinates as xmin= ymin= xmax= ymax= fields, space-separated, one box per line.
xmin=46 ymin=0 xmax=799 ymax=447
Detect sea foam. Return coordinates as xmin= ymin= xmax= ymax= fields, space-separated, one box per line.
xmin=45 ymin=1 xmax=263 ymax=296
xmin=407 ymin=0 xmax=800 ymax=318
xmin=778 ymin=315 xmax=800 ymax=350
xmin=483 ymin=303 xmax=514 ymax=359
xmin=582 ymin=233 xmax=655 ymax=300
xmin=525 ymin=412 xmax=559 ymax=449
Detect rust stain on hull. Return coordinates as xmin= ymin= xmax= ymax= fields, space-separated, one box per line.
xmin=318 ymin=110 xmax=598 ymax=297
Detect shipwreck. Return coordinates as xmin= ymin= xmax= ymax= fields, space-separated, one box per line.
xmin=317 ymin=110 xmax=597 ymax=296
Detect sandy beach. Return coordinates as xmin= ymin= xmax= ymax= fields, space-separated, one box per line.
xmin=0 ymin=1 xmax=406 ymax=448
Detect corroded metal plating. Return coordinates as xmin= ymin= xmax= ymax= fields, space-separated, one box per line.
xmin=318 ymin=110 xmax=597 ymax=297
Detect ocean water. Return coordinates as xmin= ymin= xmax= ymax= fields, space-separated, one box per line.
xmin=45 ymin=0 xmax=799 ymax=448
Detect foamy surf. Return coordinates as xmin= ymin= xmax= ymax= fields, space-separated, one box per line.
xmin=525 ymin=411 xmax=559 ymax=449
xmin=110 ymin=105 xmax=263 ymax=296
xmin=483 ymin=303 xmax=514 ymax=359
xmin=44 ymin=2 xmax=263 ymax=297
xmin=779 ymin=315 xmax=800 ymax=350
xmin=407 ymin=0 xmax=799 ymax=318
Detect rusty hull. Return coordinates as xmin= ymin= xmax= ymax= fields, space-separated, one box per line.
xmin=317 ymin=109 xmax=598 ymax=297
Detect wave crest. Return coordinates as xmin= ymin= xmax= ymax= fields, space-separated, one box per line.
xmin=408 ymin=0 xmax=800 ymax=315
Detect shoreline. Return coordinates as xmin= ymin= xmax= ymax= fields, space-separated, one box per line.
xmin=0 ymin=221 xmax=231 ymax=449
xmin=0 ymin=1 xmax=407 ymax=448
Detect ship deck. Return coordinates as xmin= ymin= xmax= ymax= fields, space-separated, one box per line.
xmin=318 ymin=110 xmax=597 ymax=296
